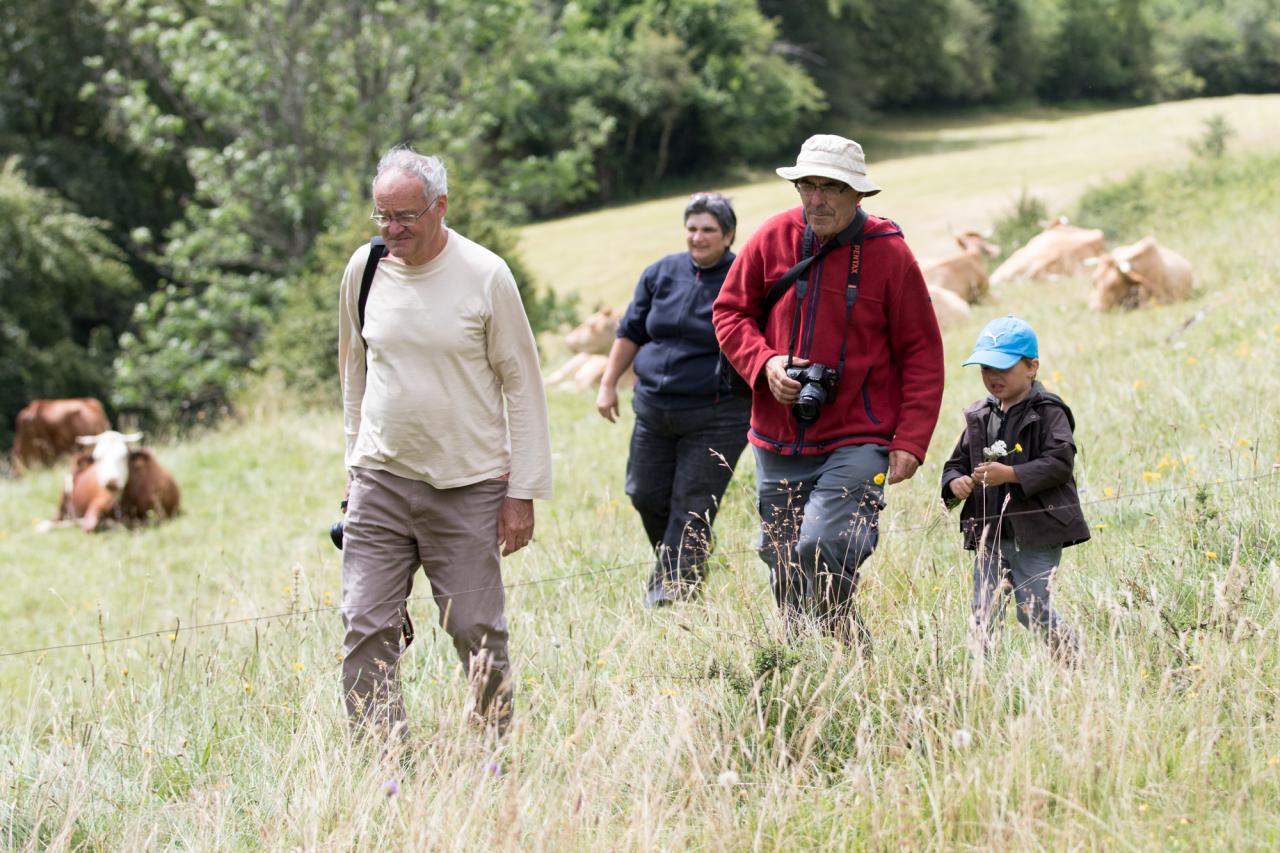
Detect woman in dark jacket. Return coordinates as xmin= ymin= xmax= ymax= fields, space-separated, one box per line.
xmin=597 ymin=193 xmax=752 ymax=607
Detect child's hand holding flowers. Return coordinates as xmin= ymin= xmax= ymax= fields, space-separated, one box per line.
xmin=973 ymin=460 xmax=1017 ymax=486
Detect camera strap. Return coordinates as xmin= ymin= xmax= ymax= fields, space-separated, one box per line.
xmin=356 ymin=236 xmax=387 ymax=370
xmin=784 ymin=207 xmax=868 ymax=372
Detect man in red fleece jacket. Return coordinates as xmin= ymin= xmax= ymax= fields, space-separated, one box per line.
xmin=713 ymin=134 xmax=944 ymax=646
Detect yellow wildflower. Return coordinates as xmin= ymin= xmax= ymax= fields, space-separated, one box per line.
xmin=1185 ymin=356 xmax=1198 ymax=365
xmin=121 ymin=667 xmax=129 ymax=676
xmin=1142 ymin=471 xmax=1161 ymax=482
xmin=293 ymin=661 xmax=305 ymax=672
xmin=167 ymin=633 xmax=177 ymax=642
xmin=873 ymin=472 xmax=886 ymax=485
xmin=1052 ymin=370 xmax=1063 ymax=383
xmin=1013 ymin=443 xmax=1023 ymax=453
xmin=1133 ymin=379 xmax=1145 ymax=390
xmin=1157 ymin=454 xmax=1172 ymax=470
xmin=1268 ymin=755 xmax=1279 ymax=768
xmin=1205 ymin=551 xmax=1217 ymax=560
xmin=243 ymin=683 xmax=253 ymax=694
xmin=1103 ymin=487 xmax=1115 ymax=498
xmin=660 ymin=688 xmax=678 ymax=697
xmin=1188 ymin=664 xmax=1201 ymax=672
xmin=931 ymin=585 xmax=942 ymax=592
xmin=596 ymin=658 xmax=607 ymax=668
xmin=1096 ymin=523 xmax=1108 ymax=530
xmin=1236 ymin=438 xmax=1250 ymax=448
xmin=1182 ymin=453 xmax=1193 ymax=464
xmin=1138 ymin=803 xmax=1149 ymax=812
xmin=282 ymin=585 xmax=292 ymax=595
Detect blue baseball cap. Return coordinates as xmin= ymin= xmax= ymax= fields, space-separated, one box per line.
xmin=963 ymin=315 xmax=1039 ymax=369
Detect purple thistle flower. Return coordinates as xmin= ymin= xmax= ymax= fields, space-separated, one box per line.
xmin=383 ymin=779 xmax=399 ymax=797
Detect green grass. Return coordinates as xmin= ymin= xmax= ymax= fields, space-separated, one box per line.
xmin=2 ymin=107 xmax=1280 ymax=849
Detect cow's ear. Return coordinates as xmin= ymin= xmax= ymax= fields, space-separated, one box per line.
xmin=76 ymin=435 xmax=99 ymax=446
xmin=121 ymin=432 xmax=144 ymax=444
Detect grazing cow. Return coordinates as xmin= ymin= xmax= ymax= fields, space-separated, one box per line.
xmin=51 ymin=431 xmax=180 ymax=533
xmin=921 ymin=231 xmax=1001 ymax=303
xmin=544 ymin=306 xmax=635 ymax=392
xmin=927 ymin=285 xmax=972 ymax=330
xmin=10 ymin=398 xmax=110 ymax=475
xmin=1087 ymin=237 xmax=1194 ymax=312
xmin=989 ymin=219 xmax=1105 ymax=285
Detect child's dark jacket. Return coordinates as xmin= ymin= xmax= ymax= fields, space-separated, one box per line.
xmin=940 ymin=383 xmax=1090 ymax=551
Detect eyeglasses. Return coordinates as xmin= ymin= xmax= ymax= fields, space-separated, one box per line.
xmin=690 ymin=191 xmax=728 ymax=202
xmin=793 ymin=180 xmax=852 ymax=197
xmin=369 ymin=203 xmax=434 ymax=226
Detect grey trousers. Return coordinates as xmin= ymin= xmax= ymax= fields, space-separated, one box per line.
xmin=341 ymin=466 xmax=511 ymax=735
xmin=973 ymin=538 xmax=1079 ymax=657
xmin=754 ymin=444 xmax=888 ymax=640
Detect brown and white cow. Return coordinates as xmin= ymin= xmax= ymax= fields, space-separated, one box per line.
xmin=50 ymin=431 xmax=180 ymax=532
xmin=10 ymin=398 xmax=109 ymax=475
xmin=1086 ymin=237 xmax=1194 ymax=312
xmin=544 ymin=306 xmax=635 ymax=392
xmin=989 ymin=219 xmax=1105 ymax=285
xmin=921 ymin=231 xmax=1001 ymax=303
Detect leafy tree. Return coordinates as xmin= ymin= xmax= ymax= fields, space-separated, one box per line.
xmin=0 ymin=159 xmax=139 ymax=447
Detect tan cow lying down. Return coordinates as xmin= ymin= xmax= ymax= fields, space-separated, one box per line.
xmin=989 ymin=219 xmax=1105 ymax=285
xmin=927 ymin=286 xmax=971 ymax=330
xmin=544 ymin=306 xmax=635 ymax=392
xmin=10 ymin=397 xmax=109 ymax=475
xmin=921 ymin=231 xmax=1001 ymax=303
xmin=1087 ymin=237 xmax=1194 ymax=312
xmin=46 ymin=430 xmax=180 ymax=533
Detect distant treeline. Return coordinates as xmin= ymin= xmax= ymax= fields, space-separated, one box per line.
xmin=1 ymin=0 xmax=1276 ymax=447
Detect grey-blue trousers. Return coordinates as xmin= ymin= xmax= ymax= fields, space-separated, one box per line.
xmin=972 ymin=538 xmax=1078 ymax=656
xmin=754 ymin=444 xmax=888 ymax=638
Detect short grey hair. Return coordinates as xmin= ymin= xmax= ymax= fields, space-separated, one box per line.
xmin=374 ymin=145 xmax=448 ymax=204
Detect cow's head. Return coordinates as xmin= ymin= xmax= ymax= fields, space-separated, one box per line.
xmin=954 ymin=231 xmax=1001 ymax=258
xmin=76 ymin=430 xmax=143 ymax=492
xmin=564 ymin=306 xmax=620 ymax=354
xmin=1087 ymin=256 xmax=1144 ymax=311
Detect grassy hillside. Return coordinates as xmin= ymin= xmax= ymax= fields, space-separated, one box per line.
xmin=1 ymin=137 xmax=1279 ymax=847
xmin=518 ymin=94 xmax=1280 ymax=310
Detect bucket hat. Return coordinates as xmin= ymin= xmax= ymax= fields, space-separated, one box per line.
xmin=776 ymin=134 xmax=881 ymax=196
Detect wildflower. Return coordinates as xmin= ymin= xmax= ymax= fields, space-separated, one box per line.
xmin=982 ymin=440 xmax=1008 ymax=461
xmin=1268 ymin=755 xmax=1279 ymax=768
xmin=243 ymin=682 xmax=253 ymax=694
xmin=121 ymin=667 xmax=129 ymax=676
xmin=1205 ymin=551 xmax=1217 ymax=560
xmin=1103 ymin=487 xmax=1116 ymax=498
xmin=1052 ymin=370 xmax=1063 ymax=383
xmin=1185 ymin=356 xmax=1198 ymax=365
xmin=1138 ymin=803 xmax=1149 ymax=812
xmin=1187 ymin=691 xmax=1199 ymax=699
xmin=1142 ymin=471 xmax=1160 ymax=482
xmin=293 ymin=661 xmax=305 ymax=672
xmin=282 ymin=585 xmax=292 ymax=595
xmin=873 ymin=472 xmax=886 ymax=485
xmin=596 ymin=658 xmax=607 ymax=667
xmin=717 ymin=770 xmax=740 ymax=787
xmin=1182 ymin=453 xmax=1193 ymax=464
xmin=168 ymin=633 xmax=178 ymax=642
xmin=1157 ymin=454 xmax=1172 ymax=470
xmin=1236 ymin=438 xmax=1251 ymax=448
xmin=1188 ymin=664 xmax=1201 ymax=672
xmin=1133 ymin=379 xmax=1145 ymax=390
xmin=384 ymin=779 xmax=399 ymax=797
xmin=660 ymin=687 xmax=677 ymax=697
xmin=484 ymin=761 xmax=501 ymax=777
xmin=931 ymin=585 xmax=942 ymax=592
xmin=951 ymin=729 xmax=973 ymax=749
xmin=1096 ymin=523 xmax=1108 ymax=530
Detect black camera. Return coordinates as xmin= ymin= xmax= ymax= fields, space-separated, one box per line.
xmin=329 ymin=499 xmax=348 ymax=550
xmin=786 ymin=363 xmax=840 ymax=426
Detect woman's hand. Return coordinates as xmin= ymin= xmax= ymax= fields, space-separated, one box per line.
xmin=949 ymin=475 xmax=975 ymax=500
xmin=972 ymin=461 xmax=1017 ymax=486
xmin=596 ymin=383 xmax=619 ymax=422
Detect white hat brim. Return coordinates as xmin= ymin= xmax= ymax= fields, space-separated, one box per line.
xmin=776 ymin=164 xmax=881 ymax=196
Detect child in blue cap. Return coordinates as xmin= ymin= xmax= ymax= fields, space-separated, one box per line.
xmin=940 ymin=315 xmax=1089 ymax=661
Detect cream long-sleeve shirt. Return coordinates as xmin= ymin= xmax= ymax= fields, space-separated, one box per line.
xmin=338 ymin=231 xmax=553 ymax=500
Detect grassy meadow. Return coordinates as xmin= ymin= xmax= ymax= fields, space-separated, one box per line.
xmin=3 ymin=101 xmax=1280 ymax=849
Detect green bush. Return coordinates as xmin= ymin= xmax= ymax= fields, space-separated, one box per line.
xmin=989 ymin=189 xmax=1049 ymax=263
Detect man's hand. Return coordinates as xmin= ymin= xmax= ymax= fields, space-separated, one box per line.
xmin=887 ymin=449 xmax=920 ymax=484
xmin=972 ymin=461 xmax=1017 ymax=486
xmin=766 ymin=355 xmax=806 ymax=405
xmin=596 ymin=384 xmax=619 ymax=422
xmin=497 ymin=496 xmax=535 ymax=556
xmin=949 ymin=475 xmax=975 ymax=500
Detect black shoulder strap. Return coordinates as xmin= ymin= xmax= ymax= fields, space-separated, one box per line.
xmin=357 ymin=236 xmax=386 ymax=337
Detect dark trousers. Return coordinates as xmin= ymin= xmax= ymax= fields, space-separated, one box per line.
xmin=625 ymin=396 xmax=751 ymax=593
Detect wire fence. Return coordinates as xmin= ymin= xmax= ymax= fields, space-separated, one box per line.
xmin=1 ymin=467 xmax=1274 ymax=661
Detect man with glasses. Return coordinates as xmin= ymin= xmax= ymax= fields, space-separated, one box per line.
xmin=713 ymin=134 xmax=944 ymax=647
xmin=337 ymin=146 xmax=552 ymax=739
